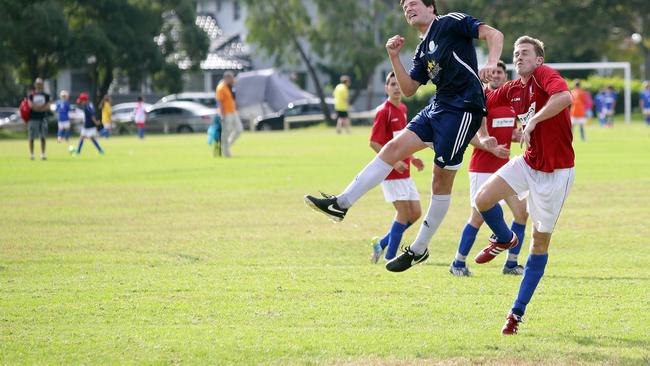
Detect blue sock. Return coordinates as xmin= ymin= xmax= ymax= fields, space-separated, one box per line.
xmin=512 ymin=253 xmax=548 ymax=316
xmin=77 ymin=139 xmax=84 ymax=154
xmin=646 ymin=116 xmax=650 ymax=125
xmin=506 ymin=221 xmax=526 ymax=268
xmin=379 ymin=231 xmax=390 ymax=249
xmin=138 ymin=128 xmax=144 ymax=138
xmin=385 ymin=221 xmax=408 ymax=260
xmin=381 ymin=221 xmax=413 ymax=249
xmin=64 ymin=129 xmax=70 ymax=141
xmin=57 ymin=129 xmax=63 ymax=139
xmin=480 ymin=205 xmax=513 ymax=243
xmin=91 ymin=138 xmax=104 ymax=153
xmin=454 ymin=223 xmax=479 ymax=268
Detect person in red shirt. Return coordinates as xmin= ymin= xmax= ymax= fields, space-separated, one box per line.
xmin=473 ymin=36 xmax=575 ymax=335
xmin=449 ymin=60 xmax=528 ymax=277
xmin=370 ymin=72 xmax=425 ymax=263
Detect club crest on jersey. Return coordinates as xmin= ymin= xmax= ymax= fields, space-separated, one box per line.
xmin=427 ymin=60 xmax=442 ymax=80
xmin=428 ymin=40 xmax=438 ymax=54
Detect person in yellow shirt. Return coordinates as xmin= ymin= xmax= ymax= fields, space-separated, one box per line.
xmin=216 ymin=71 xmax=243 ymax=157
xmin=100 ymin=95 xmax=112 ymax=138
xmin=333 ymin=75 xmax=351 ymax=134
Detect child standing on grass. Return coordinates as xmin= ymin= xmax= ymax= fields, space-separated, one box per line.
xmin=56 ymin=90 xmax=71 ymax=145
xmin=73 ymin=92 xmax=104 ymax=155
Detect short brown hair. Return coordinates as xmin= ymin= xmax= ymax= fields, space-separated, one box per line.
xmin=385 ymin=71 xmax=396 ymax=85
xmin=399 ymin=0 xmax=437 ymax=15
xmin=514 ymin=36 xmax=545 ymax=58
xmin=497 ymin=60 xmax=507 ymax=72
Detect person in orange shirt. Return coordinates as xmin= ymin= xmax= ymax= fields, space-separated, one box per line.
xmin=570 ymin=80 xmax=588 ymax=141
xmin=216 ymin=71 xmax=243 ymax=157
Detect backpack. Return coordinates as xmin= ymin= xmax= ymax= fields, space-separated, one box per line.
xmin=19 ymin=97 xmax=30 ymax=123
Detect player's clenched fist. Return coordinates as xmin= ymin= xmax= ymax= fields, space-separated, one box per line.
xmin=386 ymin=35 xmax=405 ymax=57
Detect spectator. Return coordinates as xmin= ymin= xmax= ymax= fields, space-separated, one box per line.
xmin=27 ymin=78 xmax=51 ymax=160
xmin=333 ymin=75 xmax=352 ymax=134
xmin=216 ymin=71 xmax=243 ymax=157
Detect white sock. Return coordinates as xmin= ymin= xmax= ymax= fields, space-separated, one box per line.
xmin=409 ymin=194 xmax=451 ymax=254
xmin=455 ymin=252 xmax=467 ymax=262
xmin=507 ymin=253 xmax=519 ymax=263
xmin=336 ymin=156 xmax=392 ymax=209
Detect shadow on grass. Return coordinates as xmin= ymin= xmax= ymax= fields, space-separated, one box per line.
xmin=546 ymin=274 xmax=650 ymax=282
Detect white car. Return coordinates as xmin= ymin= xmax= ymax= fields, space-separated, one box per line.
xmin=111 ymin=102 xmax=153 ymax=123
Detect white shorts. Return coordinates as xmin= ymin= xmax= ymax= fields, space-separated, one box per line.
xmin=643 ymin=108 xmax=650 ymax=115
xmin=496 ymin=156 xmax=574 ymax=233
xmin=468 ymin=172 xmax=509 ymax=208
xmin=571 ymin=117 xmax=587 ymax=125
xmin=81 ymin=127 xmax=98 ymax=138
xmin=58 ymin=121 xmax=71 ymax=129
xmin=103 ymin=122 xmax=112 ymax=129
xmin=380 ymin=177 xmax=419 ymax=203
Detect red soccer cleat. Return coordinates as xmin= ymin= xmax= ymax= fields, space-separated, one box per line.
xmin=474 ymin=233 xmax=518 ymax=264
xmin=501 ymin=312 xmax=523 ymax=335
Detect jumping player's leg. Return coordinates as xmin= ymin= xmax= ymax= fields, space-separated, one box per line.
xmin=304 ymin=129 xmax=426 ymax=222
xmin=337 ymin=129 xmax=426 ymax=209
xmin=385 ymin=108 xmax=482 ymax=272
xmin=383 ymin=200 xmax=421 ymax=260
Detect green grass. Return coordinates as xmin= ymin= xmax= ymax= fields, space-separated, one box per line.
xmin=1 ymin=123 xmax=649 ymax=365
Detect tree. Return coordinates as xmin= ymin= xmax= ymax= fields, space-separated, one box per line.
xmin=311 ymin=0 xmax=417 ymax=108
xmin=0 ymin=0 xmax=71 ymax=83
xmin=243 ymin=0 xmax=333 ymax=123
xmin=444 ymin=0 xmax=650 ymax=78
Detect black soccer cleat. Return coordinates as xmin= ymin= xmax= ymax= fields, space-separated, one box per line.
xmin=304 ymin=192 xmax=348 ymax=222
xmin=385 ymin=246 xmax=429 ymax=272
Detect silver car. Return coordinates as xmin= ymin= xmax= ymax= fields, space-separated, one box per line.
xmin=0 ymin=107 xmax=24 ymax=133
xmin=146 ymin=101 xmax=218 ymax=133
xmin=111 ymin=102 xmax=153 ymax=123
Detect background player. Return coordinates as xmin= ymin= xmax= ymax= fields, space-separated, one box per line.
xmin=640 ymin=81 xmax=650 ymax=126
xmin=74 ymin=92 xmax=104 ymax=155
xmin=370 ymin=71 xmax=424 ymax=263
xmin=449 ymin=60 xmax=527 ymax=277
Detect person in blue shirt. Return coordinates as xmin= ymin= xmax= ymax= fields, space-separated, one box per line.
xmin=603 ymin=86 xmax=617 ymax=127
xmin=640 ymin=81 xmax=650 ymax=126
xmin=73 ymin=92 xmax=104 ymax=155
xmin=304 ymin=0 xmax=503 ymax=272
xmin=56 ymin=90 xmax=72 ymax=144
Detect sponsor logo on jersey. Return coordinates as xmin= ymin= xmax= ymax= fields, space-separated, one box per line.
xmin=492 ymin=117 xmax=515 ymax=128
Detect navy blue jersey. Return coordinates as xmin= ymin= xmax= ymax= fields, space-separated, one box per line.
xmin=83 ymin=103 xmax=96 ymax=128
xmin=409 ymin=13 xmax=485 ymax=112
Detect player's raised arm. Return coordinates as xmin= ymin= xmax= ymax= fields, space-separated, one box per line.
xmin=477 ymin=24 xmax=504 ymax=83
xmin=386 ymin=35 xmax=420 ymax=97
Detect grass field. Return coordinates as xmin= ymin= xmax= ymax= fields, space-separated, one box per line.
xmin=1 ymin=123 xmax=649 ymax=365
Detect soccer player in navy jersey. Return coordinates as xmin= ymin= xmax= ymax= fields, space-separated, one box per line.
xmin=473 ymin=36 xmax=575 ymax=335
xmin=305 ymin=0 xmax=503 ymax=272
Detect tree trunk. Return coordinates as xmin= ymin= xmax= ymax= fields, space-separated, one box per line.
xmin=293 ymin=38 xmax=333 ymax=124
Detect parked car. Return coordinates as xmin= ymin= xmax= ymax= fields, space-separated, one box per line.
xmin=145 ymin=101 xmax=218 ymax=133
xmin=155 ymin=92 xmax=217 ymax=108
xmin=111 ymin=102 xmax=153 ymax=123
xmin=0 ymin=107 xmax=25 ymax=133
xmin=254 ymin=98 xmax=336 ymax=131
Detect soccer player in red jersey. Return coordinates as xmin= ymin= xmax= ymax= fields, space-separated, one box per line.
xmin=473 ymin=36 xmax=575 ymax=335
xmin=370 ymin=72 xmax=425 ymax=263
xmin=449 ymin=60 xmax=528 ymax=277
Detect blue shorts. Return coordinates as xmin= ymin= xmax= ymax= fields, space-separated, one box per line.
xmin=407 ymin=103 xmax=482 ymax=170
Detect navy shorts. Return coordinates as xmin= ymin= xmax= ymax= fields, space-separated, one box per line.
xmin=407 ymin=103 xmax=482 ymax=170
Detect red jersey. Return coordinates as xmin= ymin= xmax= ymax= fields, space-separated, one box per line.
xmin=370 ymin=100 xmax=410 ymax=180
xmin=469 ymin=87 xmax=517 ymax=173
xmin=487 ymin=65 xmax=574 ymax=172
